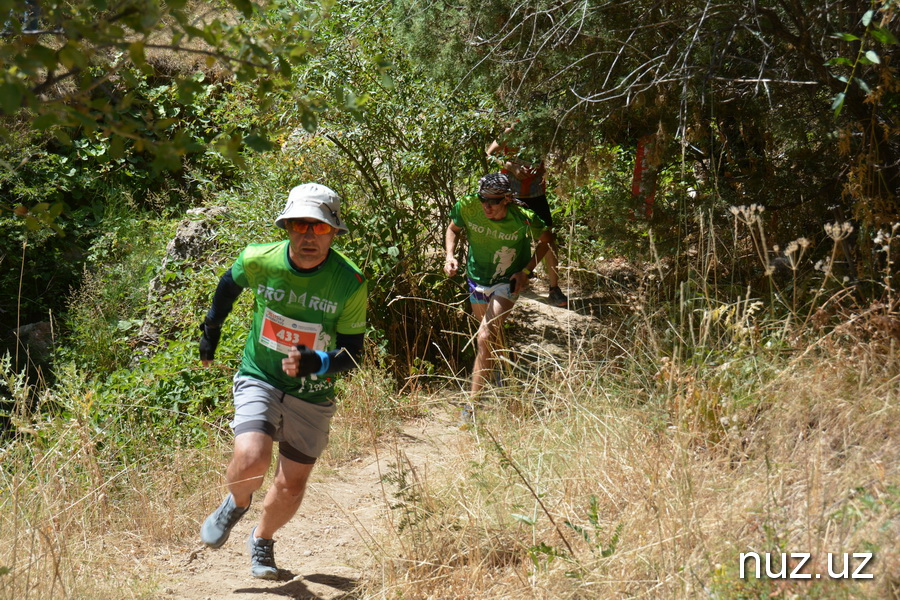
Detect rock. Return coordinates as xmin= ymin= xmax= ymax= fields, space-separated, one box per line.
xmin=158 ymin=206 xmax=228 ymax=270
xmin=11 ymin=321 xmax=55 ymax=365
xmin=150 ymin=207 xmax=227 ymax=299
xmin=135 ymin=207 xmax=228 ymax=355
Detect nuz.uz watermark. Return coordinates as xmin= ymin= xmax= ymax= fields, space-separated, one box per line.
xmin=739 ymin=552 xmax=874 ymax=580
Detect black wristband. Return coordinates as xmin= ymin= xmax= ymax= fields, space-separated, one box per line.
xmin=199 ymin=321 xmax=221 ymax=361
xmin=294 ymin=345 xmax=323 ymax=376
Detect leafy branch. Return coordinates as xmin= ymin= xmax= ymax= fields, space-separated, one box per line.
xmin=827 ymin=1 xmax=898 ymax=118
xmin=0 ymin=0 xmax=322 ymax=169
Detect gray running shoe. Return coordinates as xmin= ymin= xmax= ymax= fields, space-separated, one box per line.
xmin=201 ymin=493 xmax=249 ymax=549
xmin=247 ymin=526 xmax=279 ymax=580
xmin=458 ymin=404 xmax=475 ymax=430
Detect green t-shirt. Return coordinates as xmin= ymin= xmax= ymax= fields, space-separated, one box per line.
xmin=231 ymin=240 xmax=367 ymax=402
xmin=450 ymin=193 xmax=546 ymax=286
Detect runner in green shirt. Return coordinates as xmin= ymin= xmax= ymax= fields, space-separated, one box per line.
xmin=197 ymin=183 xmax=367 ymax=579
xmin=487 ymin=124 xmax=569 ymax=307
xmin=444 ymin=173 xmax=552 ymax=427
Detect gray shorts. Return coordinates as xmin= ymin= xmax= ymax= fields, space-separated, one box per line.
xmin=231 ymin=375 xmax=337 ymax=463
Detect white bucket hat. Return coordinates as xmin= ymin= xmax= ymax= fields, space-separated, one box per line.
xmin=274 ymin=183 xmax=349 ymax=235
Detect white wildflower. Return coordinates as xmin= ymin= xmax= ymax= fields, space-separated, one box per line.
xmin=732 ymin=204 xmax=765 ymax=225
xmin=825 ymin=221 xmax=853 ymax=241
xmin=815 ymin=258 xmax=833 ymax=274
xmin=784 ymin=238 xmax=809 ymax=269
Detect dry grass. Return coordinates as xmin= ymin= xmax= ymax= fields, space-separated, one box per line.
xmin=324 ymin=351 xmax=432 ymax=469
xmin=143 ymin=0 xmax=243 ymax=82
xmin=5 ymin=338 xmax=894 ymax=599
xmin=0 ymin=364 xmax=230 ymax=600
xmin=0 ymin=417 xmax=227 ymax=599
xmin=0 ymin=351 xmax=419 ymax=599
xmin=367 ymin=327 xmax=899 ymax=599
xmin=0 ymin=344 xmax=427 ymax=599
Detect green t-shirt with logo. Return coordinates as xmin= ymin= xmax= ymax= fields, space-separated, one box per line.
xmin=450 ymin=193 xmax=546 ymax=286
xmin=230 ymin=241 xmax=367 ymax=402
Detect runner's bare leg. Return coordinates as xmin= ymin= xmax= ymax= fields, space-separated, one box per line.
xmin=470 ymin=295 xmax=515 ymax=396
xmin=256 ymin=455 xmax=315 ymax=539
xmin=227 ymin=432 xmax=274 ymax=507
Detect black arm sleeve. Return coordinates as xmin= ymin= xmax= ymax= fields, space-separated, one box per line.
xmin=204 ymin=268 xmax=244 ymax=327
xmin=325 ymin=332 xmax=364 ymax=374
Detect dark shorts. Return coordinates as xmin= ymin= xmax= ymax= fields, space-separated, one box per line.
xmin=519 ymin=194 xmax=553 ymax=230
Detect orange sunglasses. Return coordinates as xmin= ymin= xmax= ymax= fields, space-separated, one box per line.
xmin=289 ymin=220 xmax=335 ymax=235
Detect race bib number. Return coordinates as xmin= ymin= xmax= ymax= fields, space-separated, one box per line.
xmin=259 ymin=308 xmax=324 ymax=354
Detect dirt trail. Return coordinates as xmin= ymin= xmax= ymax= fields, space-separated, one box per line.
xmin=159 ymin=413 xmax=461 ymax=600
xmin=161 ymin=289 xmax=605 ymax=600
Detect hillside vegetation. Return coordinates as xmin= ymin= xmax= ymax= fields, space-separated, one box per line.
xmin=1 ymin=0 xmax=898 ymax=598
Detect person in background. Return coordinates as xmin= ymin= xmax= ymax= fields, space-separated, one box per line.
xmin=444 ymin=173 xmax=552 ymax=427
xmin=197 ymin=183 xmax=367 ymax=579
xmin=487 ymin=127 xmax=569 ymax=308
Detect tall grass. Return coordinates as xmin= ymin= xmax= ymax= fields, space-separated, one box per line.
xmin=367 ymin=215 xmax=900 ymax=599
xmin=368 ymin=348 xmax=898 ymax=598
xmin=0 ymin=360 xmax=228 ymax=600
